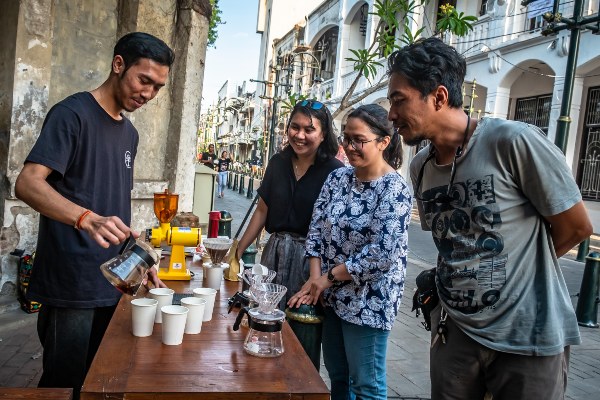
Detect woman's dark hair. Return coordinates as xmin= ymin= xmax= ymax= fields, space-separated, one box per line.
xmin=347 ymin=104 xmax=403 ymax=169
xmin=387 ymin=37 xmax=466 ymax=109
xmin=221 ymin=150 xmax=228 ymax=158
xmin=114 ymin=32 xmax=175 ymax=72
xmin=282 ymin=100 xmax=338 ymax=162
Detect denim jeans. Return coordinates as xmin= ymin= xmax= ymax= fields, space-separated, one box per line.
xmin=37 ymin=305 xmax=116 ymax=400
xmin=322 ymin=306 xmax=390 ymax=400
xmin=217 ymin=171 xmax=228 ymax=195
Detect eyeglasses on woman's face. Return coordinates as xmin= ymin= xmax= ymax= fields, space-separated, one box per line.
xmin=340 ymin=135 xmax=380 ymax=151
xmin=297 ymin=99 xmax=324 ymax=110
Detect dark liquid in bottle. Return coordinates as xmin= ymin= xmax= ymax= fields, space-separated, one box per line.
xmin=114 ymin=281 xmax=141 ymax=296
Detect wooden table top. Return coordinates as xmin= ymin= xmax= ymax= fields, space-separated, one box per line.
xmin=0 ymin=388 xmax=73 ymax=400
xmin=81 ymin=260 xmax=329 ymax=400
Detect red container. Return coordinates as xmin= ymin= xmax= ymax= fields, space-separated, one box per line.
xmin=208 ymin=211 xmax=221 ymax=238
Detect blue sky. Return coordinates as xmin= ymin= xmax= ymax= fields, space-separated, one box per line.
xmin=202 ymin=0 xmax=261 ymax=110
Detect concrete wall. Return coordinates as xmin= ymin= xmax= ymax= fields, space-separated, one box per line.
xmin=0 ymin=1 xmax=19 ymax=231
xmin=0 ymin=0 xmax=210 ymax=299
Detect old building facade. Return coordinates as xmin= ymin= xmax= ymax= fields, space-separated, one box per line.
xmin=250 ymin=0 xmax=599 ymax=230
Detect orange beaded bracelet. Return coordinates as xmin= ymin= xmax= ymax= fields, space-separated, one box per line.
xmin=75 ymin=209 xmax=91 ymax=230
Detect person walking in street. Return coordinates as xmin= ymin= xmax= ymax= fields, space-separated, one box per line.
xmin=387 ymin=37 xmax=593 ymax=400
xmin=14 ymin=32 xmax=172 ymax=399
xmin=200 ymin=143 xmax=217 ymax=170
xmin=216 ymin=150 xmax=231 ymax=198
xmin=236 ymin=99 xmax=343 ymax=370
xmin=288 ymin=104 xmax=411 ymax=400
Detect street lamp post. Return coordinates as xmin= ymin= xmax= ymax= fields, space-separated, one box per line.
xmin=251 ymin=53 xmax=290 ymax=161
xmin=281 ymin=51 xmax=323 ymax=97
xmin=269 ymin=61 xmax=282 ymax=160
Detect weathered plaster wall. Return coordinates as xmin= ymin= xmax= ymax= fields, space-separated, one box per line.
xmin=1 ymin=0 xmax=54 ymax=295
xmin=164 ymin=0 xmax=208 ymax=212
xmin=48 ymin=0 xmax=117 ymax=108
xmin=128 ymin=0 xmax=175 ymax=183
xmin=0 ymin=1 xmax=19 ymax=229
xmin=127 ymin=0 xmax=176 ymax=231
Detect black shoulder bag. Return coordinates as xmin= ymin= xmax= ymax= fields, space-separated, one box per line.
xmin=411 ymin=267 xmax=438 ymax=331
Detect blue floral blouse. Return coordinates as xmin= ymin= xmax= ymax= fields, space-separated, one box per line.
xmin=305 ymin=167 xmax=412 ymax=330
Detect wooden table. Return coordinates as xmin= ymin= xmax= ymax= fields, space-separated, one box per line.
xmin=81 ymin=260 xmax=329 ymax=399
xmin=0 ymin=388 xmax=73 ymax=400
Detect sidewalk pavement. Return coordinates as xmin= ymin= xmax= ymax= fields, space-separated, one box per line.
xmin=0 ymin=185 xmax=598 ymax=399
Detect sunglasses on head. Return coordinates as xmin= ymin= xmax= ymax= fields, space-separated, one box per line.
xmin=298 ymin=100 xmax=324 ymax=110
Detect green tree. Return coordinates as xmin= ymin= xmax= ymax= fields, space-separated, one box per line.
xmin=329 ymin=0 xmax=476 ymax=119
xmin=208 ymin=0 xmax=224 ymax=48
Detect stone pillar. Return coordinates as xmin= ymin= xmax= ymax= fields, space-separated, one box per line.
xmin=485 ymin=87 xmax=510 ymax=119
xmin=565 ymin=77 xmax=583 ymax=169
xmin=163 ymin=0 xmax=210 ymax=212
xmin=548 ymin=77 xmax=565 ymax=144
xmin=1 ymin=0 xmax=54 ymax=294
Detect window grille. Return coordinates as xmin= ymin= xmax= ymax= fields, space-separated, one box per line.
xmin=480 ymin=0 xmax=489 ymax=16
xmin=514 ymin=94 xmax=552 ymax=134
xmin=359 ymin=4 xmax=368 ymax=36
xmin=579 ymin=87 xmax=600 ymax=201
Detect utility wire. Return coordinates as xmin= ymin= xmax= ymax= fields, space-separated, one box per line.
xmin=418 ymin=1 xmax=600 ymax=79
xmin=477 ymin=46 xmax=600 ymax=79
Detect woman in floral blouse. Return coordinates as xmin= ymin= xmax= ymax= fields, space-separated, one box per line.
xmin=288 ymin=104 xmax=412 ymax=400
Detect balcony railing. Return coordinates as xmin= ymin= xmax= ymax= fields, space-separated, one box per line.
xmin=336 ymin=58 xmax=387 ymax=101
xmin=444 ymin=0 xmax=597 ymax=57
xmin=316 ymin=78 xmax=334 ymax=102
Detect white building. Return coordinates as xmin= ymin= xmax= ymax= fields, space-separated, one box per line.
xmin=253 ymin=0 xmax=600 ymax=231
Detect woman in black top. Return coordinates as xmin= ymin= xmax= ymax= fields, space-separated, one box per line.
xmin=236 ymin=100 xmax=342 ymax=369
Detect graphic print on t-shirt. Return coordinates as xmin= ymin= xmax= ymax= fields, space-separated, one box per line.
xmin=125 ymin=151 xmax=132 ymax=168
xmin=422 ymin=174 xmax=506 ymax=314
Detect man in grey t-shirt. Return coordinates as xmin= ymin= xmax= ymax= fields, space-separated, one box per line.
xmin=387 ymin=37 xmax=593 ymax=399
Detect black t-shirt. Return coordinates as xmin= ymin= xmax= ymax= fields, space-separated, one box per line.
xmin=257 ymin=151 xmax=343 ymax=236
xmin=201 ymin=151 xmax=217 ymax=169
xmin=217 ymin=158 xmax=232 ymax=172
xmin=25 ymin=92 xmax=138 ymax=308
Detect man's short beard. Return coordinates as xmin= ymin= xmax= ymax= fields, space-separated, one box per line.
xmin=403 ymin=135 xmax=427 ymax=147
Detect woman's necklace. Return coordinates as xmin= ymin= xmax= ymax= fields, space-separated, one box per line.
xmin=293 ymin=159 xmax=308 ymax=180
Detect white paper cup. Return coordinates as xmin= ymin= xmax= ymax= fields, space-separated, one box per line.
xmin=205 ymin=263 xmax=227 ymax=291
xmin=149 ymin=288 xmax=175 ymax=323
xmin=131 ymin=298 xmax=158 ymax=337
xmin=193 ymin=287 xmax=217 ymax=321
xmin=181 ymin=297 xmax=206 ymax=334
xmin=202 ymin=262 xmax=211 ymax=284
xmin=161 ymin=305 xmax=188 ymax=345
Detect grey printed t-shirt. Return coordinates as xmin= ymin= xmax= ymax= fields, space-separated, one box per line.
xmin=410 ymin=117 xmax=581 ymax=356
